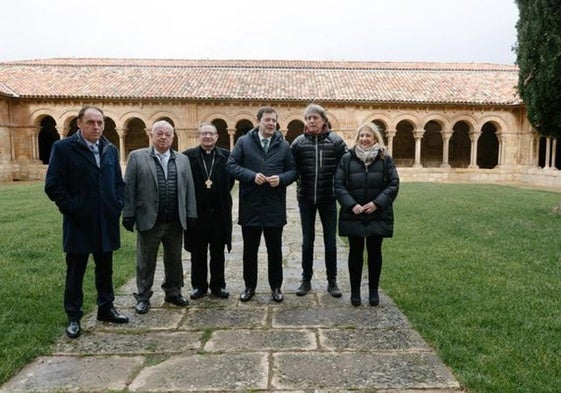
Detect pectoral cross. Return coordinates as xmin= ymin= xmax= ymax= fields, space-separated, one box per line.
xmin=205 ymin=179 xmax=213 ymax=189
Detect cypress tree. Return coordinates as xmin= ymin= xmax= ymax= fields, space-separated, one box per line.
xmin=515 ymin=0 xmax=561 ymax=137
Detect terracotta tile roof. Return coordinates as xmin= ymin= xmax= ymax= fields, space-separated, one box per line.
xmin=0 ymin=58 xmax=521 ymax=105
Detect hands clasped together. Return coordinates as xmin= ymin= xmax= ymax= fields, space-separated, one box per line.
xmin=254 ymin=173 xmax=280 ymax=187
xmin=351 ymin=201 xmax=377 ymax=215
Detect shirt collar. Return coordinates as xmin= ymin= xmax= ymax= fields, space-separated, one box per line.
xmin=153 ymin=148 xmax=170 ymax=157
xmin=79 ymin=131 xmax=99 ymax=148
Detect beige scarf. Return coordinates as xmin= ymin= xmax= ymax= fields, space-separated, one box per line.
xmin=355 ymin=143 xmax=380 ymax=167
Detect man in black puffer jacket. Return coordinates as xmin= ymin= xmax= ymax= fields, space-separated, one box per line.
xmin=290 ymin=104 xmax=347 ymax=297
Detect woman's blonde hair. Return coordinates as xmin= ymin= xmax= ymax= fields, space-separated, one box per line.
xmin=354 ymin=122 xmax=386 ymax=151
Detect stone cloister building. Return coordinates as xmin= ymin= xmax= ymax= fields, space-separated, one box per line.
xmin=1 ymin=58 xmax=560 ymax=187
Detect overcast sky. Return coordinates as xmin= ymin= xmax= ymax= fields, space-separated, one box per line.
xmin=1 ymin=0 xmax=519 ymax=65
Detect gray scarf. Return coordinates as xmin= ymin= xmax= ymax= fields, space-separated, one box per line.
xmin=355 ymin=143 xmax=380 ymax=167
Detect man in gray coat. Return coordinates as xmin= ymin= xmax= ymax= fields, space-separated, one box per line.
xmin=122 ymin=120 xmax=197 ymax=314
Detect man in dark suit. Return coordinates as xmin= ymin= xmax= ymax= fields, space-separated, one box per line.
xmin=226 ymin=106 xmax=298 ymax=303
xmin=122 ymin=120 xmax=197 ymax=314
xmin=183 ymin=121 xmax=235 ymax=299
xmin=45 ymin=105 xmax=129 ymax=339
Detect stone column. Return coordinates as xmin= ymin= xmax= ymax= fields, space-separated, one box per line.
xmin=496 ymin=135 xmax=505 ymax=167
xmin=227 ymin=128 xmax=236 ymax=151
xmin=31 ymin=126 xmax=39 ymax=161
xmin=468 ymin=131 xmax=480 ymax=169
xmin=544 ymin=136 xmax=552 ymax=170
xmin=412 ymin=129 xmax=424 ymax=168
xmin=9 ymin=126 xmax=15 ymax=161
xmin=440 ymin=129 xmax=452 ymax=168
xmin=551 ymin=138 xmax=558 ymax=169
xmin=116 ymin=128 xmax=127 ymax=164
xmin=385 ymin=129 xmax=396 ymax=157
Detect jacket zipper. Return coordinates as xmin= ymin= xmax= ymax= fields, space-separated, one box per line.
xmin=314 ymin=136 xmax=319 ymax=204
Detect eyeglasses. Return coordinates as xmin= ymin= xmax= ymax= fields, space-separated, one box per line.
xmin=199 ymin=132 xmax=217 ymax=136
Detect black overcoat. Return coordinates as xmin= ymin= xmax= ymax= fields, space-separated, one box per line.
xmin=226 ymin=128 xmax=297 ymax=227
xmin=45 ymin=132 xmax=124 ymax=253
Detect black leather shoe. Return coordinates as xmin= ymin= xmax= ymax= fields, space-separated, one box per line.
xmin=190 ymin=288 xmax=207 ymax=299
xmin=369 ymin=291 xmax=380 ymax=306
xmin=135 ymin=300 xmax=150 ymax=314
xmin=66 ymin=321 xmax=81 ymax=338
xmin=295 ymin=280 xmax=311 ymax=296
xmin=272 ymin=288 xmax=284 ymax=303
xmin=97 ymin=307 xmax=129 ymax=323
xmin=239 ymin=288 xmax=255 ymax=302
xmin=351 ymin=296 xmax=361 ymax=307
xmin=165 ymin=294 xmax=189 ymax=307
xmin=211 ymin=288 xmax=230 ymax=299
xmin=327 ymin=279 xmax=342 ymax=298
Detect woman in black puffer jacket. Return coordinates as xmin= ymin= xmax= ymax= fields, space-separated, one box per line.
xmin=334 ymin=122 xmax=399 ymax=307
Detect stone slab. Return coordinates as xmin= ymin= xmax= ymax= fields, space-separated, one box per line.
xmin=272 ymin=352 xmax=461 ymax=390
xmin=82 ymin=308 xmax=185 ymax=331
xmin=319 ymin=327 xmax=432 ymax=351
xmin=128 ymin=353 xmax=268 ymax=392
xmin=52 ymin=331 xmax=201 ymax=355
xmin=205 ymin=329 xmax=317 ymax=352
xmin=0 ymin=355 xmax=144 ymax=393
xmin=181 ymin=307 xmax=268 ymax=329
xmin=273 ymin=306 xmax=410 ymax=329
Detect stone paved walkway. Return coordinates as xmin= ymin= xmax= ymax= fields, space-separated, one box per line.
xmin=1 ymin=185 xmax=461 ymax=392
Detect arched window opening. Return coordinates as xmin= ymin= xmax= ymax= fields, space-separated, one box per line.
xmin=125 ymin=118 xmax=148 ymax=159
xmin=235 ymin=119 xmax=254 ymax=143
xmin=477 ymin=123 xmax=499 ymax=169
xmin=393 ymin=120 xmax=415 ymax=167
xmin=212 ymin=119 xmax=229 ymax=149
xmin=38 ymin=116 xmax=59 ymax=164
xmin=421 ymin=121 xmax=443 ymax=168
xmin=450 ymin=122 xmax=470 ymax=168
xmin=286 ymin=120 xmax=304 ymax=144
xmin=103 ymin=117 xmax=119 ymax=150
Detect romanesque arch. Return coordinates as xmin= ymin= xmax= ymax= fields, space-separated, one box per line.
xmin=477 ymin=122 xmax=499 ymax=169
xmin=38 ymin=116 xmax=59 ymax=164
xmin=450 ymin=121 xmax=471 ymax=168
xmin=211 ymin=118 xmax=229 ymax=150
xmin=286 ymin=119 xmax=304 ymax=144
xmin=124 ymin=117 xmax=148 ymax=159
xmin=235 ymin=118 xmax=253 ymax=137
xmin=393 ymin=119 xmax=416 ymax=167
xmin=103 ymin=118 xmax=119 ymax=149
xmin=421 ymin=120 xmax=444 ymax=167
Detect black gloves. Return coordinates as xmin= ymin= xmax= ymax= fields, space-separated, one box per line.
xmin=122 ymin=217 xmax=135 ymax=232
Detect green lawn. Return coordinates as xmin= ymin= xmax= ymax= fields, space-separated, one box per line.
xmin=383 ymin=183 xmax=561 ymax=393
xmin=1 ymin=181 xmax=560 ymax=392
xmin=0 ymin=181 xmax=136 ymax=384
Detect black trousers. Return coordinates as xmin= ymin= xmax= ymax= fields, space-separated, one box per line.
xmin=347 ymin=236 xmax=383 ymax=296
xmin=190 ymin=212 xmax=226 ymax=292
xmin=64 ymin=251 xmax=115 ymax=322
xmin=241 ymin=226 xmax=283 ymax=290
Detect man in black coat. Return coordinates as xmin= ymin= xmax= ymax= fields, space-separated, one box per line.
xmin=45 ymin=105 xmax=129 ymax=339
xmin=183 ymin=121 xmax=234 ymax=299
xmin=226 ymin=106 xmax=298 ymax=303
